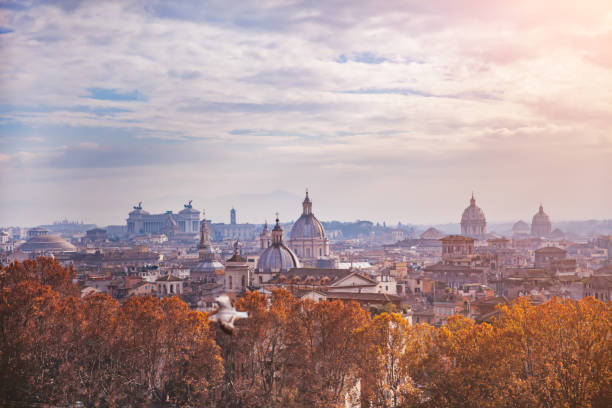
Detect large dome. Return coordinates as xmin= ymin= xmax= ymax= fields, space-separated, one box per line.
xmin=257 ymin=217 xmax=300 ymax=273
xmin=461 ymin=196 xmax=486 ymax=223
xmin=290 ymin=214 xmax=325 ymax=239
xmin=19 ymin=233 xmax=77 ymax=253
xmin=531 ymin=204 xmax=552 ymax=237
xmin=460 ymin=194 xmax=486 ymax=238
xmin=532 ymin=205 xmax=550 ymax=225
xmin=290 ymin=191 xmax=326 ymax=240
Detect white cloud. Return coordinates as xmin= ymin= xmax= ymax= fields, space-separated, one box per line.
xmin=0 ymin=0 xmax=610 ymax=225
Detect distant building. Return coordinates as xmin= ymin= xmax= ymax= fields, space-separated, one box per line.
xmin=460 ymin=193 xmax=487 ymax=240
xmin=512 ymin=220 xmax=530 ymax=237
xmin=583 ymin=275 xmax=612 ymax=302
xmin=531 ymin=204 xmax=552 ymax=237
xmin=441 ymin=235 xmax=475 ymax=261
xmin=230 ymin=207 xmax=237 ymax=225
xmin=126 ymin=201 xmax=200 ymax=238
xmin=85 ymin=228 xmax=107 ymax=242
xmin=19 ymin=228 xmax=76 ymax=254
xmin=534 ymin=246 xmax=567 ymax=268
xmin=420 ymin=227 xmax=445 ymax=240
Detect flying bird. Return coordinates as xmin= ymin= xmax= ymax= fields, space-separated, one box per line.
xmin=208 ymin=294 xmax=249 ymax=335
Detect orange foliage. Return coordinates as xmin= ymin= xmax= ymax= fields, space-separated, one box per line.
xmin=1 ymin=258 xmax=611 ymax=408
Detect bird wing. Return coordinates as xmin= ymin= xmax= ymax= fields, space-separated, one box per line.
xmin=215 ymin=294 xmax=233 ymax=310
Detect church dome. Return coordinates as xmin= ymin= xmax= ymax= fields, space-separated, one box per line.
xmin=420 ymin=227 xmax=445 ymax=240
xmin=460 ymin=193 xmax=486 ymax=239
xmin=461 ymin=195 xmax=486 ymax=224
xmin=512 ymin=220 xmax=530 ymax=234
xmin=531 ymin=204 xmax=552 ymax=237
xmin=19 ymin=233 xmax=77 ymax=253
xmin=257 ymin=217 xmax=300 ymax=273
xmin=290 ymin=191 xmax=326 ymax=240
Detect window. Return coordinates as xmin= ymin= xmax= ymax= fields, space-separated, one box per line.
xmin=242 ymin=275 xmax=246 ymax=288
xmin=229 ymin=276 xmax=233 ymax=289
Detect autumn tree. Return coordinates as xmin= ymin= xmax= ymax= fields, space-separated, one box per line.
xmin=360 ymin=312 xmax=415 ymax=408
xmin=286 ymin=298 xmax=370 ymax=408
xmin=0 ymin=259 xmax=223 ymax=407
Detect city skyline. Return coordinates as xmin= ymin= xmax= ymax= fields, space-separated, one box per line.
xmin=4 ymin=189 xmax=610 ymax=229
xmin=1 ymin=1 xmax=611 ymax=226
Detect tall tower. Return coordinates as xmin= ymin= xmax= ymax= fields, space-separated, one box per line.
xmin=260 ymin=220 xmax=272 ymax=249
xmin=199 ymin=213 xmax=214 ymax=261
xmin=230 ymin=207 xmax=237 ymax=225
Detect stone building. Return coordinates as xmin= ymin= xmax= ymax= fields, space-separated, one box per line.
xmin=534 ymin=246 xmax=567 ymax=268
xmin=531 ymin=204 xmax=552 ymax=237
xmin=460 ymin=193 xmax=487 ymax=240
xmin=441 ymin=235 xmax=475 ymax=261
xmin=156 ymin=274 xmax=184 ymax=296
xmin=288 ymin=191 xmax=330 ymax=263
xmin=126 ymin=201 xmax=200 ymax=238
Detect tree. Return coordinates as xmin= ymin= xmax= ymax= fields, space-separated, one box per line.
xmin=360 ymin=312 xmax=414 ymax=408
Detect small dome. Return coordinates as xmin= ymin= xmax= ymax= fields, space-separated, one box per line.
xmin=512 ymin=220 xmax=530 ymax=233
xmin=19 ymin=234 xmax=77 ymax=253
xmin=192 ymin=257 xmax=225 ymax=273
xmin=257 ymin=245 xmax=300 ymax=273
xmin=257 ymin=216 xmax=300 ymax=273
xmin=420 ymin=227 xmax=444 ymax=240
xmin=550 ymin=228 xmax=565 ymax=239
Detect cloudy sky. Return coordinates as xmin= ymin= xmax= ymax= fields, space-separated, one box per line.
xmin=1 ymin=0 xmax=611 ymax=227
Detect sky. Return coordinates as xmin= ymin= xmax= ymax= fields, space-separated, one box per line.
xmin=0 ymin=0 xmax=611 ymax=227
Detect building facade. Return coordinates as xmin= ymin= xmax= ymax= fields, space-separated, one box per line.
xmin=126 ymin=201 xmax=200 ymax=238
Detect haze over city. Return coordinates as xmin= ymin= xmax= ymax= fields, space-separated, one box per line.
xmin=1 ymin=0 xmax=611 ymax=226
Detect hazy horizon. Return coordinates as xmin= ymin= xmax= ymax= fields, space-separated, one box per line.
xmin=1 ymin=1 xmax=611 ymax=226
xmin=4 ymin=188 xmax=611 ymax=229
